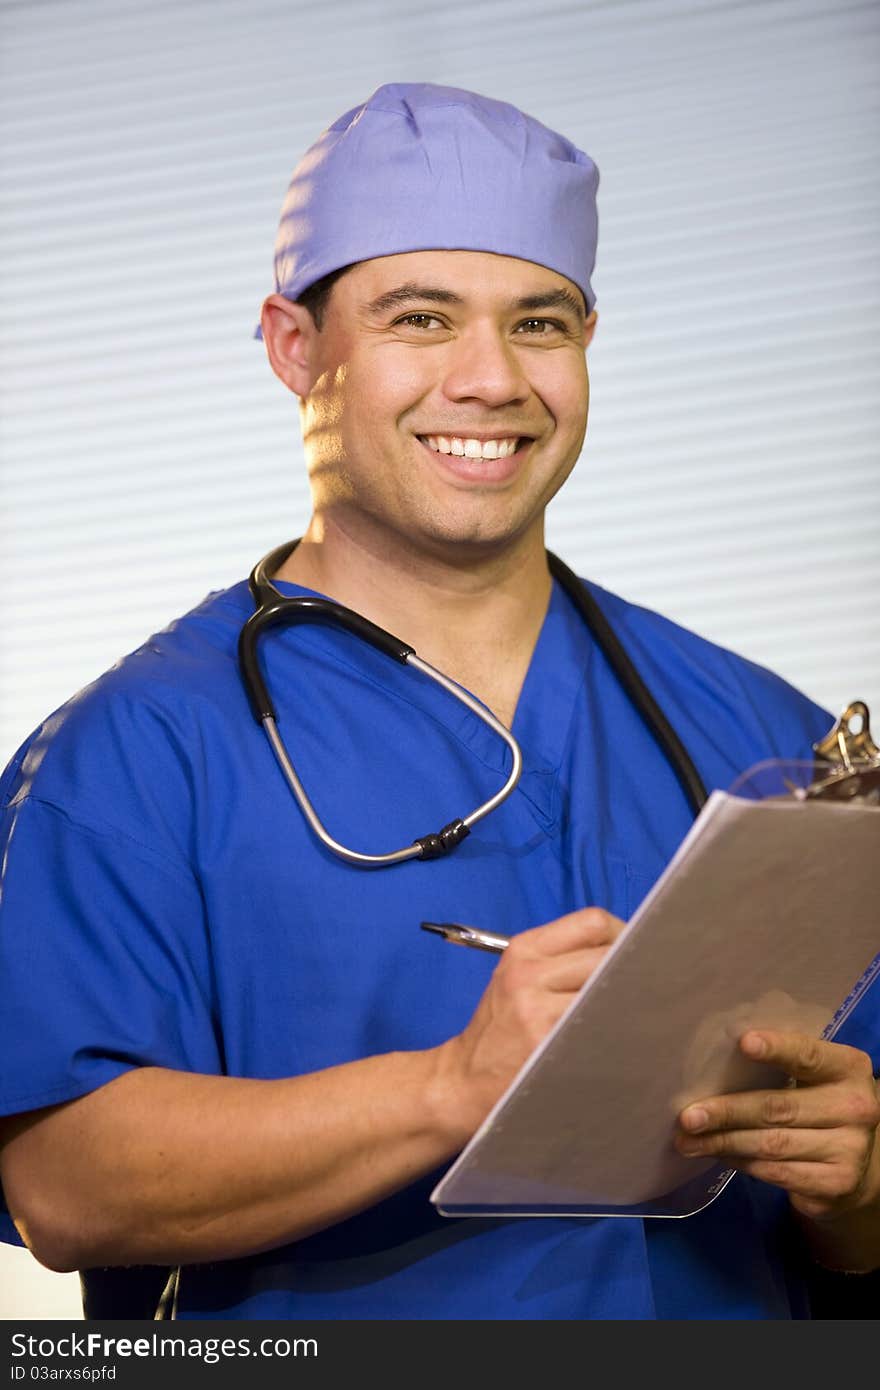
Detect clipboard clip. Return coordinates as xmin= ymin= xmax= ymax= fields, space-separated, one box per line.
xmin=729 ymin=702 xmax=880 ymax=805
xmin=803 ymin=701 xmax=880 ymax=804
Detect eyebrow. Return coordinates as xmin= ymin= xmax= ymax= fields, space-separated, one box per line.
xmin=361 ymin=282 xmax=586 ymax=324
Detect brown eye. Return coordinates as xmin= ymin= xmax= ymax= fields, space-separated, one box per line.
xmin=516 ymin=319 xmax=558 ymax=334
xmin=396 ymin=314 xmax=444 ymax=330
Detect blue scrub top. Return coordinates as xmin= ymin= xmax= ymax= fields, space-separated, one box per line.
xmin=1 ymin=572 xmax=876 ymax=1319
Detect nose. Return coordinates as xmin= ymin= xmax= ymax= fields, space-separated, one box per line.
xmin=439 ymin=322 xmax=531 ymax=409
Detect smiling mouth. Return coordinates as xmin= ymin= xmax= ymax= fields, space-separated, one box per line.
xmin=415 ymin=434 xmax=533 ymax=482
xmin=417 ymin=434 xmax=530 ymax=459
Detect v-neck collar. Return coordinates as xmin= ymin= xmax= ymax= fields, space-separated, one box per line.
xmin=508 ymin=575 xmax=593 ymax=825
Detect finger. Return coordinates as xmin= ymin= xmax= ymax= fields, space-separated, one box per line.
xmin=516 ymin=908 xmax=625 ymax=956
xmin=710 ymin=1159 xmax=855 ymax=1204
xmin=679 ymin=1081 xmax=880 ymax=1135
xmin=675 ymin=1125 xmax=840 ymax=1164
xmin=531 ymin=946 xmax=615 ymax=994
xmin=736 ymin=1031 xmax=872 ymax=1086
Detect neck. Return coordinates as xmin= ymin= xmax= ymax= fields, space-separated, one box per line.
xmin=271 ymin=515 xmax=553 ymax=728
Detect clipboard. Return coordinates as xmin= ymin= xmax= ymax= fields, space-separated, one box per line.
xmin=431 ymin=704 xmax=880 ymax=1220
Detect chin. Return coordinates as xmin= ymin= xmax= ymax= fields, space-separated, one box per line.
xmin=415 ymin=514 xmax=537 ymax=557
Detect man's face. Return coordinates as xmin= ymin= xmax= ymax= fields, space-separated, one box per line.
xmin=276 ymin=249 xmax=596 ymax=559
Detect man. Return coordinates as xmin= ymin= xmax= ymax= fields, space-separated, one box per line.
xmin=0 ymin=83 xmax=878 ymax=1321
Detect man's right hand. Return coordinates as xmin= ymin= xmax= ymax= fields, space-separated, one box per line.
xmin=436 ymin=907 xmax=625 ymax=1142
xmin=0 ymin=907 xmax=624 ymax=1271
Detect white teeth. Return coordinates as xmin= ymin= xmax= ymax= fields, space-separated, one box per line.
xmin=420 ymin=435 xmax=522 ymax=459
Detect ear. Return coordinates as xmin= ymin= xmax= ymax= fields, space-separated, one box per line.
xmin=260 ymin=294 xmax=321 ymax=399
xmin=583 ymin=309 xmax=598 ymax=350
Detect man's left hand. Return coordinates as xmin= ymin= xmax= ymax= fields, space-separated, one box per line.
xmin=674 ymin=1030 xmax=880 ymax=1223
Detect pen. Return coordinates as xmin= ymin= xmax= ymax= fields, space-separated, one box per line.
xmin=420 ymin=921 xmax=510 ymax=954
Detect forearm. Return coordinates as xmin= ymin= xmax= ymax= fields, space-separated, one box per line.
xmin=1 ymin=1048 xmax=468 ymax=1272
xmin=1 ymin=910 xmax=619 ymax=1275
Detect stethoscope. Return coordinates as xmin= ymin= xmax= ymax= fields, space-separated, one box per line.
xmin=238 ymin=539 xmax=708 ymax=867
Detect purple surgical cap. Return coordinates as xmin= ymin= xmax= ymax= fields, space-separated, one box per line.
xmin=253 ymin=82 xmax=599 ymax=339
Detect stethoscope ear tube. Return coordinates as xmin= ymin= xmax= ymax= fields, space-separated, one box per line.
xmin=239 ymin=539 xmax=705 ymax=865
xmin=240 ymin=539 xmax=415 ymax=723
xmin=238 ymin=595 xmax=414 ymax=723
xmin=546 ymin=552 xmax=708 ymax=818
xmin=238 ymin=605 xmax=281 ymax=722
xmin=238 ymin=540 xmax=523 ymax=865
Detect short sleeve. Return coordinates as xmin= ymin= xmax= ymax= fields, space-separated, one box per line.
xmin=0 ymin=795 xmax=222 ymax=1245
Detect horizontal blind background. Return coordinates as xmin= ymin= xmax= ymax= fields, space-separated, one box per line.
xmin=1 ymin=0 xmax=878 ymax=761
xmin=0 ymin=0 xmax=877 ymax=1318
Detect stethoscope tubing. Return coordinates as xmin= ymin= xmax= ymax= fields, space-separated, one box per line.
xmin=239 ymin=539 xmax=707 ymax=866
xmin=259 ymin=654 xmax=523 ymax=867
xmin=546 ymin=552 xmax=707 ymax=818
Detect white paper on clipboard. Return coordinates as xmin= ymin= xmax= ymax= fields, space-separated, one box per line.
xmin=431 ymin=791 xmax=880 ymax=1220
